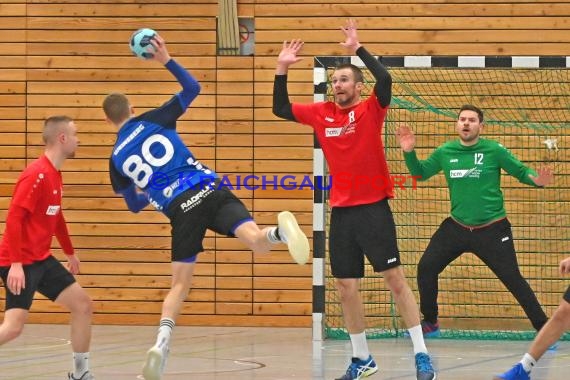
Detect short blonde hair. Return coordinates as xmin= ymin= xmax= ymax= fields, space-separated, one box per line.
xmin=43 ymin=115 xmax=73 ymax=145
xmin=103 ymin=92 xmax=131 ymax=125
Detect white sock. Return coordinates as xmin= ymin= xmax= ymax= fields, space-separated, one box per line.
xmin=73 ymin=352 xmax=89 ymax=378
xmin=266 ymin=227 xmax=284 ymax=244
xmin=349 ymin=332 xmax=370 ymax=360
xmin=156 ymin=318 xmax=175 ymax=348
xmin=520 ymin=353 xmax=536 ymax=372
xmin=408 ymin=325 xmax=428 ymax=354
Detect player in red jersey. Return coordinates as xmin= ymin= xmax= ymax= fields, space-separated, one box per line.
xmin=0 ymin=116 xmax=94 ymax=380
xmin=272 ymin=20 xmax=436 ymax=380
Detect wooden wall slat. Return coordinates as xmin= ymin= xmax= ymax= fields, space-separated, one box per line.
xmin=256 ymin=16 xmax=570 ymax=30
xmin=253 ymin=3 xmax=570 ymax=17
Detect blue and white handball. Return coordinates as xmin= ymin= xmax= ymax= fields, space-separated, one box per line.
xmin=129 ymin=28 xmax=157 ymax=59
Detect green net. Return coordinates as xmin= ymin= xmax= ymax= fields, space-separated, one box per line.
xmin=323 ymin=64 xmax=570 ymax=341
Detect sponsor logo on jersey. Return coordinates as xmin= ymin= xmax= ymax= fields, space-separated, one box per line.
xmin=325 ymin=127 xmax=343 ymax=137
xmin=325 ymin=123 xmax=356 ymax=137
xmin=449 ymin=168 xmax=478 ymax=178
xmin=450 ymin=158 xmax=458 ymax=163
xmin=114 ymin=123 xmax=145 ymax=155
xmin=46 ymin=205 xmax=60 ymax=215
xmin=325 ymin=117 xmax=334 ymax=122
xmin=180 ymin=185 xmax=214 ymax=212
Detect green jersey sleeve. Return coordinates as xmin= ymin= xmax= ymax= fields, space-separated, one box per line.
xmin=497 ymin=143 xmax=539 ymax=187
xmin=403 ymin=148 xmax=442 ymax=181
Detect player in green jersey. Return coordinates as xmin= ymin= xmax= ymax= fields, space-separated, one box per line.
xmin=396 ymin=104 xmax=553 ymax=337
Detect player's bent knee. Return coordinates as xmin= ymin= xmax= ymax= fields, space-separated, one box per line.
xmin=553 ymin=300 xmax=570 ymax=327
xmin=335 ymin=278 xmax=359 ymax=299
xmin=384 ymin=270 xmax=408 ymax=295
xmin=3 ymin=321 xmax=25 ymax=341
xmin=72 ymin=294 xmax=93 ymax=317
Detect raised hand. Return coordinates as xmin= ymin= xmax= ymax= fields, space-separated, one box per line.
xmin=340 ymin=19 xmax=362 ymax=54
xmin=560 ymin=257 xmax=570 ymax=275
xmin=149 ymin=34 xmax=171 ymax=65
xmin=395 ymin=124 xmax=416 ymax=152
xmin=276 ymin=39 xmax=304 ymax=74
xmin=529 ymin=166 xmax=554 ymax=187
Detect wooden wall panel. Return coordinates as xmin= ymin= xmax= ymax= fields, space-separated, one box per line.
xmin=0 ymin=0 xmax=568 ymax=331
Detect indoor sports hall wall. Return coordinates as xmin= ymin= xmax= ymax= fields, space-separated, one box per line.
xmin=0 ymin=0 xmax=568 ymax=329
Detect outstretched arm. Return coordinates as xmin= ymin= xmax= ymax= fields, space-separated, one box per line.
xmin=499 ymin=146 xmax=554 ymax=187
xmin=273 ymin=40 xmax=304 ymax=121
xmin=150 ymin=34 xmax=201 ymax=109
xmin=396 ymin=125 xmax=441 ymax=181
xmin=528 ymin=167 xmax=554 ymax=187
xmin=340 ymin=19 xmax=392 ymax=108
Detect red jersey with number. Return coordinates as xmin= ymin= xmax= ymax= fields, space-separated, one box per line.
xmin=0 ymin=155 xmax=74 ymax=266
xmin=292 ymin=92 xmax=393 ymax=207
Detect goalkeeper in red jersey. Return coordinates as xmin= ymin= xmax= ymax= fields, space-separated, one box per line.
xmin=273 ymin=19 xmax=436 ymax=380
xmin=396 ymin=104 xmax=552 ymax=338
xmin=0 ymin=116 xmax=94 ymax=380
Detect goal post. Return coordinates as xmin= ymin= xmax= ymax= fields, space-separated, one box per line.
xmin=313 ymin=55 xmax=570 ymax=342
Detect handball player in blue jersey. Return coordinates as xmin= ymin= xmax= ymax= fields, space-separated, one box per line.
xmin=103 ymin=33 xmax=309 ymax=380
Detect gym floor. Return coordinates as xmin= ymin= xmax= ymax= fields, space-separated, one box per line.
xmin=0 ymin=325 xmax=567 ymax=379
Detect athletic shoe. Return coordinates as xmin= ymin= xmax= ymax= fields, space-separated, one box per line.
xmin=142 ymin=343 xmax=169 ymax=380
xmin=403 ymin=320 xmax=441 ymax=339
xmin=277 ymin=211 xmax=310 ymax=265
xmin=415 ymin=352 xmax=436 ymax=380
xmin=335 ymin=355 xmax=378 ymax=380
xmin=68 ymin=372 xmax=94 ymax=380
xmin=420 ymin=320 xmax=440 ymax=338
xmin=493 ymin=363 xmax=530 ymax=380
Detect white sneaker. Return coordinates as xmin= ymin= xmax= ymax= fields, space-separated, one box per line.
xmin=142 ymin=344 xmax=169 ymax=380
xmin=277 ymin=211 xmax=310 ymax=265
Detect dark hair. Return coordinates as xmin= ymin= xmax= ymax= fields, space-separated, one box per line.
xmin=43 ymin=115 xmax=73 ymax=144
xmin=334 ymin=63 xmax=364 ymax=83
xmin=459 ymin=104 xmax=484 ymax=123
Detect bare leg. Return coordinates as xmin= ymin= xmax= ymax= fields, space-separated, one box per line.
xmin=529 ymin=299 xmax=570 ymax=360
xmin=234 ymin=221 xmax=274 ymax=253
xmin=54 ymin=282 xmax=93 ymax=352
xmin=162 ymin=261 xmax=196 ymax=320
xmin=143 ymin=261 xmax=196 ymax=380
xmin=0 ymin=308 xmax=28 ymax=345
xmin=383 ymin=266 xmax=420 ymax=328
xmin=335 ymin=278 xmax=365 ymax=333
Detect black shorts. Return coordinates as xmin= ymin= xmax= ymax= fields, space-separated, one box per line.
xmin=564 ymin=285 xmax=570 ymax=304
xmin=329 ymin=198 xmax=401 ymax=278
xmin=0 ymin=256 xmax=76 ymax=310
xmin=167 ymin=181 xmax=252 ymax=262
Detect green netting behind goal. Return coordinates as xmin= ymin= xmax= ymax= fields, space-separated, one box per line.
xmin=324 ymin=64 xmax=570 ymax=341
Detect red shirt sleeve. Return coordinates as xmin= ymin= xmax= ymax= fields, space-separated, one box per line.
xmin=4 ymin=205 xmax=29 ymax=263
xmin=4 ymin=172 xmax=42 ymax=263
xmin=55 ymin=211 xmax=74 ymax=256
xmin=11 ymin=172 xmax=42 ymax=213
xmin=292 ymin=102 xmax=322 ymax=128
